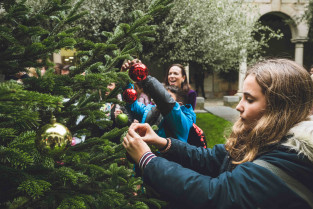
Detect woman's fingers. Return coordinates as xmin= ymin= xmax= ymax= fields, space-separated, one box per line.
xmin=123 ymin=136 xmax=128 ymax=147
xmin=128 ymin=128 xmax=140 ymax=139
xmin=129 ymin=123 xmax=149 ymax=137
xmin=122 ymin=59 xmax=142 ymax=71
xmin=129 ymin=122 xmax=139 ymax=129
xmin=125 ymin=130 xmax=141 ymax=147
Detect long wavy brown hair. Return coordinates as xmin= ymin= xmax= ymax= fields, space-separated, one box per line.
xmin=225 ymin=59 xmax=313 ymax=164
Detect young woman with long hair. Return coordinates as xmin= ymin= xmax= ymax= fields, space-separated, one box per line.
xmin=123 ymin=58 xmax=313 ymax=209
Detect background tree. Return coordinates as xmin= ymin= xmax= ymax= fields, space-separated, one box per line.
xmin=303 ymin=0 xmax=313 ymax=41
xmin=25 ymin=0 xmax=280 ymax=73
xmin=147 ymin=0 xmax=281 ymax=71
xmin=0 ymin=0 xmax=173 ymax=208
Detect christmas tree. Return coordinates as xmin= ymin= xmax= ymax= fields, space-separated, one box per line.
xmin=0 ymin=0 xmax=173 ymax=208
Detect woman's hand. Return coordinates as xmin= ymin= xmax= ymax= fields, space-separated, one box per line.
xmin=123 ymin=128 xmax=151 ymax=164
xmin=121 ymin=59 xmax=141 ymax=72
xmin=114 ymin=109 xmax=123 ymax=118
xmin=128 ymin=123 xmax=167 ymax=149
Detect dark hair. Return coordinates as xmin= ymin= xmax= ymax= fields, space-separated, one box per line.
xmin=55 ymin=63 xmax=63 ymax=68
xmin=135 ymin=82 xmax=143 ymax=89
xmin=164 ymin=85 xmax=187 ymax=104
xmin=164 ymin=64 xmax=191 ymax=93
xmin=54 ymin=63 xmax=63 ymax=75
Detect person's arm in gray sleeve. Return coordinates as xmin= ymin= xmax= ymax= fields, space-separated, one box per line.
xmin=140 ymin=75 xmax=175 ymax=116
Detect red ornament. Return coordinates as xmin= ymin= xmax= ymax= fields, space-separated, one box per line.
xmin=123 ymin=88 xmax=137 ymax=104
xmin=129 ymin=63 xmax=149 ymax=82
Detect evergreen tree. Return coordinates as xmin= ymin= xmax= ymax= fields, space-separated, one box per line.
xmin=0 ymin=0 xmax=173 ymax=208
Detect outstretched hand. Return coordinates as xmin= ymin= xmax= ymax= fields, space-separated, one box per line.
xmin=121 ymin=59 xmax=141 ymax=72
xmin=123 ymin=125 xmax=151 ymax=164
xmin=129 ymin=123 xmax=167 ymax=148
xmin=123 ymin=123 xmax=168 ymax=164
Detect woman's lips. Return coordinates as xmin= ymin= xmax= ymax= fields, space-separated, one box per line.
xmin=169 ymin=81 xmax=176 ymax=85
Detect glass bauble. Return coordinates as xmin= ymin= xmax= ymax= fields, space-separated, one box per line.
xmin=122 ymin=88 xmax=137 ymax=104
xmin=129 ymin=63 xmax=148 ymax=82
xmin=36 ymin=116 xmax=72 ymax=157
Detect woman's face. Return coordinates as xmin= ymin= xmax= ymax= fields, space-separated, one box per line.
xmin=105 ymin=83 xmax=116 ymax=95
xmin=236 ymin=75 xmax=267 ymax=129
xmin=134 ymin=83 xmax=143 ymax=95
xmin=168 ymin=66 xmax=186 ymax=87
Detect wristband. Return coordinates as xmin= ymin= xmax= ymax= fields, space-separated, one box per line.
xmin=160 ymin=138 xmax=171 ymax=153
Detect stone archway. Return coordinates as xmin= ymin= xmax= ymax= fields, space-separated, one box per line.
xmin=237 ymin=0 xmax=309 ymax=94
xmin=259 ymin=12 xmax=295 ymax=59
xmin=254 ymin=0 xmax=309 ymax=65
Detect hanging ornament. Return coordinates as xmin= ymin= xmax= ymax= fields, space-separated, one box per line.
xmin=123 ymin=88 xmax=137 ymax=104
xmin=36 ymin=115 xmax=72 ymax=157
xmin=129 ymin=63 xmax=149 ymax=82
xmin=116 ymin=113 xmax=129 ymax=127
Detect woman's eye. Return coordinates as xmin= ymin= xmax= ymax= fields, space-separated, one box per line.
xmin=246 ymin=98 xmax=254 ymax=103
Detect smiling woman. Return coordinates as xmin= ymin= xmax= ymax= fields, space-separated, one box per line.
xmin=164 ymin=64 xmax=197 ymax=109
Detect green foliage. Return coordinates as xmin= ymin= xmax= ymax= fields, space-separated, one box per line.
xmin=1 ymin=0 xmax=171 ymax=208
xmin=0 ymin=0 xmax=86 ymax=76
xmin=18 ymin=179 xmax=51 ymax=199
xmin=302 ymin=0 xmax=313 ymax=43
xmin=0 ymin=82 xmax=62 ymax=133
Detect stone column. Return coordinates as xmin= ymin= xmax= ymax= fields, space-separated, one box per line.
xmin=291 ymin=38 xmax=308 ymax=66
xmin=53 ymin=52 xmax=62 ymax=64
xmin=237 ymin=49 xmax=247 ymax=98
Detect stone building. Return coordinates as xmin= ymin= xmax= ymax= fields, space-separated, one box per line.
xmin=186 ymin=0 xmax=311 ymax=98
xmin=236 ymin=0 xmax=310 ymax=94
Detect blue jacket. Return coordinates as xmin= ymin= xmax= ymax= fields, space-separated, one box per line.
xmin=128 ymin=100 xmax=196 ymax=143
xmin=143 ymin=117 xmax=313 ymax=209
xmin=126 ymin=76 xmax=196 ymax=142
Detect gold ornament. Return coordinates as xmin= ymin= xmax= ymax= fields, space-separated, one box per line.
xmin=36 ymin=116 xmax=72 ymax=156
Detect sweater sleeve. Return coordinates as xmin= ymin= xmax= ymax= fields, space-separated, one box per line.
xmin=143 ymin=155 xmax=303 ymax=209
xmin=161 ymin=139 xmax=227 ymax=175
xmin=187 ymin=90 xmax=197 ymax=110
xmin=141 ymin=76 xmax=175 ymax=116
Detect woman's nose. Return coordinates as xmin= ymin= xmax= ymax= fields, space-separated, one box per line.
xmin=236 ymin=99 xmax=243 ymax=113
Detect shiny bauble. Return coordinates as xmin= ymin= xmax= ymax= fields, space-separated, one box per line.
xmin=116 ymin=113 xmax=129 ymax=127
xmin=36 ymin=116 xmax=72 ymax=157
xmin=122 ymin=88 xmax=137 ymax=104
xmin=129 ymin=63 xmax=148 ymax=82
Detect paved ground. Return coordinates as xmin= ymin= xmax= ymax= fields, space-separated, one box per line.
xmin=196 ymin=98 xmax=240 ymax=123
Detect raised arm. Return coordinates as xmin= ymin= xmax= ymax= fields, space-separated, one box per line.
xmin=140 ymin=76 xmax=195 ymax=141
xmin=140 ymin=75 xmax=175 ymax=116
